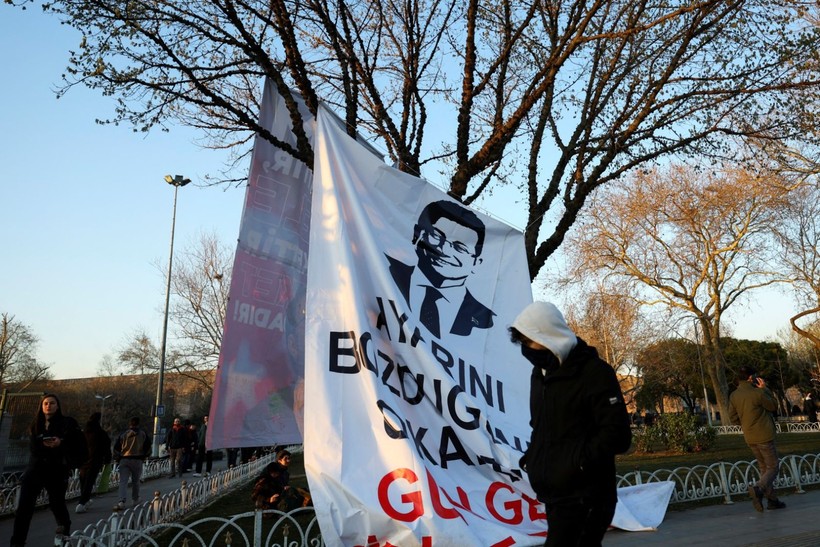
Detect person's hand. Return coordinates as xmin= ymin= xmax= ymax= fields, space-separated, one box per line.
xmin=43 ymin=437 xmax=61 ymax=448
xmin=268 ymin=493 xmax=280 ymax=503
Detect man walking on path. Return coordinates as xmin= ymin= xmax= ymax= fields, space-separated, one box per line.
xmin=165 ymin=417 xmax=189 ymax=478
xmin=729 ymin=365 xmax=787 ymax=512
xmin=113 ymin=416 xmax=152 ymax=509
xmin=193 ymin=415 xmax=213 ymax=477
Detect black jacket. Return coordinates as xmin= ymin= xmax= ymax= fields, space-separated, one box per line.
xmin=524 ymin=338 xmax=632 ymax=504
xmin=29 ymin=413 xmax=87 ymax=472
xmin=82 ymin=422 xmax=112 ymax=469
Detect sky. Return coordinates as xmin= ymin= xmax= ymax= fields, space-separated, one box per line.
xmin=0 ymin=5 xmax=800 ymax=380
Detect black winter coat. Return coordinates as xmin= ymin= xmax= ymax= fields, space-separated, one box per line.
xmin=524 ymin=338 xmax=631 ymax=504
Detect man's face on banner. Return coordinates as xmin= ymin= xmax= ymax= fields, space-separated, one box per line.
xmin=415 ymin=217 xmax=482 ymax=287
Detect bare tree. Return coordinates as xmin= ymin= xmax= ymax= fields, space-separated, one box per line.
xmin=117 ymin=331 xmax=160 ymax=375
xmin=168 ymin=233 xmax=230 ymax=368
xmin=770 ymin=181 xmax=820 ymax=347
xmin=562 ymin=288 xmax=652 ymax=373
xmin=0 ymin=313 xmax=51 ymax=390
xmin=563 ymin=289 xmax=653 ymax=410
xmin=165 ymin=232 xmax=232 ymax=388
xmin=12 ymin=0 xmax=820 ymax=279
xmin=566 ymin=164 xmax=788 ymax=421
xmin=96 ymin=354 xmax=119 ymax=377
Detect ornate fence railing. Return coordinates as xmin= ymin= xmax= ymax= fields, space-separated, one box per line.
xmin=61 ymin=451 xmax=820 ymax=546
xmin=713 ymin=421 xmax=820 ymax=435
xmin=0 ymin=457 xmax=177 ymax=516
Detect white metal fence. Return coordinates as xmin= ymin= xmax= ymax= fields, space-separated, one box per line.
xmin=6 ymin=433 xmax=820 ymax=546
xmin=63 ymin=452 xmax=820 ymax=546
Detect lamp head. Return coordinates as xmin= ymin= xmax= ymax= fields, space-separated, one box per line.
xmin=164 ymin=174 xmax=191 ymax=187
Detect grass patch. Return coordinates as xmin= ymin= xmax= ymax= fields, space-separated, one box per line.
xmin=616 ymin=431 xmax=820 ymax=473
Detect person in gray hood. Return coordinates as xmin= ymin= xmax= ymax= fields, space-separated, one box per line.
xmin=112 ymin=416 xmax=152 ymax=509
xmin=509 ymin=301 xmax=631 ymax=546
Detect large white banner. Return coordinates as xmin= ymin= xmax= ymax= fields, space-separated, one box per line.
xmin=208 ymin=81 xmax=314 ymax=449
xmin=305 ymin=106 xmax=545 ymax=545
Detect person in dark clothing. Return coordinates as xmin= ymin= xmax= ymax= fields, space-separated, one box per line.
xmin=11 ymin=393 xmax=88 ymax=547
xmin=509 ymin=302 xmax=632 ymax=547
xmin=75 ymin=411 xmax=112 ymax=513
xmin=165 ymin=417 xmax=190 ymax=478
xmin=193 ymin=415 xmax=213 ymax=476
xmin=251 ymin=461 xmax=286 ymax=510
xmin=729 ymin=365 xmax=786 ymax=512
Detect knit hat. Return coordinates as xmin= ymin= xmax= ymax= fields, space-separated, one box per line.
xmin=511 ymin=302 xmax=578 ymax=364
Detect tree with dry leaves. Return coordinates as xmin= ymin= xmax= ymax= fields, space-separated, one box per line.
xmin=10 ymin=0 xmax=820 ymax=279
xmin=566 ymin=164 xmax=789 ymax=422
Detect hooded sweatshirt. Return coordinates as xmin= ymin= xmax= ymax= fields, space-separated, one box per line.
xmin=512 ymin=301 xmax=632 ymax=504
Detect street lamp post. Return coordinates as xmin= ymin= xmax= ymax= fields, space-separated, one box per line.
xmin=95 ymin=394 xmax=112 ymax=422
xmin=152 ymin=174 xmax=191 ymax=457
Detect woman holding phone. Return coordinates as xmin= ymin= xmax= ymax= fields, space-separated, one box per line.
xmin=10 ymin=393 xmax=87 ymax=547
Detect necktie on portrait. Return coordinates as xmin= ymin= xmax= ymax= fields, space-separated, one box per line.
xmin=419 ymin=286 xmax=443 ymax=337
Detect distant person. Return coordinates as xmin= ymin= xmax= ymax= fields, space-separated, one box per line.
xmin=164 ymin=417 xmax=190 ymax=477
xmin=251 ymin=461 xmax=286 ymax=511
xmin=112 ymin=416 xmax=152 ymax=509
xmin=182 ymin=420 xmax=196 ymax=472
xmin=385 ymin=200 xmax=495 ymax=338
xmin=804 ymin=393 xmax=816 ymax=423
xmin=75 ymin=411 xmax=112 ymax=513
xmin=227 ymin=447 xmax=239 ymax=468
xmin=729 ymin=366 xmax=786 ymax=511
xmin=509 ymin=302 xmax=632 ymax=546
xmin=193 ymin=415 xmax=214 ymax=477
xmin=10 ymin=393 xmax=87 ymax=547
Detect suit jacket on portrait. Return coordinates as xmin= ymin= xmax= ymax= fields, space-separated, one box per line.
xmin=386 ymin=254 xmax=495 ymax=337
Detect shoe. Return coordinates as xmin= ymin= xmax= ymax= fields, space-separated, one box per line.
xmin=115 ymin=501 xmax=125 ymax=510
xmin=748 ymin=485 xmax=764 ymax=512
xmin=768 ymin=499 xmax=787 ymax=510
xmin=75 ymin=503 xmax=87 ymax=514
xmin=193 ymin=473 xmax=202 ymax=477
xmin=86 ymin=498 xmax=94 ymax=508
xmin=168 ymin=474 xmax=176 ymax=478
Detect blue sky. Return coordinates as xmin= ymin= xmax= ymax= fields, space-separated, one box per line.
xmin=0 ymin=6 xmax=797 ymax=380
xmin=1 ymin=7 xmax=245 ymax=379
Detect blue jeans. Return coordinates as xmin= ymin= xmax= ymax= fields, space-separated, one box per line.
xmin=118 ymin=458 xmax=144 ymax=503
xmin=749 ymin=440 xmax=779 ymax=499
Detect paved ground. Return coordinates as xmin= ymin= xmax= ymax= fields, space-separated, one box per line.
xmin=3 ymin=472 xmax=819 ymax=546
xmin=0 ymin=464 xmax=227 ymax=546
xmin=604 ymin=487 xmax=820 ymax=546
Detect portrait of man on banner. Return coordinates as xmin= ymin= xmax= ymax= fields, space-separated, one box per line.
xmin=385 ymin=199 xmax=495 ymax=338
